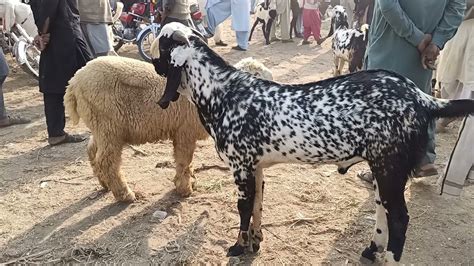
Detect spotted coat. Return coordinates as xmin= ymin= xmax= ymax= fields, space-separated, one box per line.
xmin=153 ymin=22 xmax=474 ymax=264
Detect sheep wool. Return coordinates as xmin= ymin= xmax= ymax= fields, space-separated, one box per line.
xmin=65 ymin=56 xmax=209 ymax=202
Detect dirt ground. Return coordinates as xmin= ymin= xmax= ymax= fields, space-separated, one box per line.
xmin=1 ymin=20 xmax=473 ymax=265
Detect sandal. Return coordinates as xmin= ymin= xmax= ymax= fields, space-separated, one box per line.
xmin=357 ymin=171 xmax=373 ymax=183
xmin=0 ymin=115 xmax=30 ymax=128
xmin=215 ymin=41 xmax=228 ymax=47
xmin=414 ymin=164 xmax=438 ymax=178
xmin=49 ymin=133 xmax=86 ymax=146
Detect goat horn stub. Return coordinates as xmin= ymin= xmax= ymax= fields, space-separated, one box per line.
xmin=172 ymin=30 xmax=190 ymax=46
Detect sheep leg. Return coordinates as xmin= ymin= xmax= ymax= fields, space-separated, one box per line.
xmin=87 ymin=136 xmax=108 ymax=190
xmin=95 ymin=140 xmax=135 ymax=202
xmin=172 ymin=136 xmax=196 ymax=197
xmin=249 ymin=20 xmax=259 ymax=42
xmin=228 ymin=167 xmax=256 ymax=257
xmin=250 ymin=167 xmax=264 ymax=252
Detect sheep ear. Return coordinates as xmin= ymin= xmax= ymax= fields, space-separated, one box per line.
xmin=158 ymin=64 xmax=182 ymax=109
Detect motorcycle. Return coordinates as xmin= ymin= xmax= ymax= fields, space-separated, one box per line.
xmin=112 ymin=0 xmax=155 ymax=52
xmin=136 ymin=2 xmax=209 ymax=62
xmin=0 ymin=23 xmax=40 ymax=80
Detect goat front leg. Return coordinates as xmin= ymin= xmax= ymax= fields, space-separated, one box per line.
xmin=250 ymin=167 xmax=264 ymax=252
xmin=334 ymin=56 xmax=341 ymax=76
xmin=249 ymin=20 xmax=260 ymax=42
xmin=227 ymin=167 xmax=256 ymax=257
xmin=265 ymin=17 xmax=275 ymax=45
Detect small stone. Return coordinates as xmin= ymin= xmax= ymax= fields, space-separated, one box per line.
xmin=152 ymin=210 xmax=168 ymax=220
xmin=228 ymin=256 xmax=240 ymax=265
xmin=40 ymin=181 xmax=48 ymax=188
xmin=216 ymin=239 xmax=228 ymax=245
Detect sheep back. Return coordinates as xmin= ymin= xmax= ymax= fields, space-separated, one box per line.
xmin=65 ymin=56 xmax=209 ymax=145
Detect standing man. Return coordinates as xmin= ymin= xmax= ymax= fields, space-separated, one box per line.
xmin=78 ymin=0 xmax=114 ymax=57
xmin=361 ymin=0 xmax=466 ymax=179
xmin=206 ymin=0 xmax=251 ymax=51
xmin=269 ymin=0 xmax=292 ymax=43
xmin=198 ymin=0 xmax=227 ymax=46
xmin=161 ymin=0 xmax=191 ymax=26
xmin=30 ymin=0 xmax=93 ymax=146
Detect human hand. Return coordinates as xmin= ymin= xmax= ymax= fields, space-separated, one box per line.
xmin=41 ymin=33 xmax=50 ymax=47
xmin=417 ymin=34 xmax=432 ymax=54
xmin=33 ymin=35 xmax=43 ymax=50
xmin=421 ymin=43 xmax=440 ymax=70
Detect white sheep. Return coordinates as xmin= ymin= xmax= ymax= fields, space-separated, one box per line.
xmin=65 ymin=56 xmax=209 ymax=202
xmin=64 ymin=45 xmax=272 ymax=202
xmin=233 ymin=57 xmax=273 ymax=81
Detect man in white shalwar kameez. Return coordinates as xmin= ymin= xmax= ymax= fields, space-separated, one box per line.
xmin=437 ymin=3 xmax=474 ymax=197
xmin=206 ymin=0 xmax=251 ymax=51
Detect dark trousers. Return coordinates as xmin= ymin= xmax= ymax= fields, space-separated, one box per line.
xmin=43 ymin=93 xmax=66 ymax=138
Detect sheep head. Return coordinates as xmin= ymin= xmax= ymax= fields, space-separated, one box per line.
xmin=152 ymin=22 xmax=206 ymax=109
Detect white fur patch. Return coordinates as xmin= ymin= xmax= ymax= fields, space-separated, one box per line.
xmin=158 ymin=22 xmax=193 ymax=39
xmin=170 ymin=46 xmax=195 ymax=67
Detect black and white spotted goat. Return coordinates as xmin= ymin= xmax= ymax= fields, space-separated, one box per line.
xmin=248 ymin=0 xmax=276 ymax=45
xmin=152 ymin=22 xmax=474 ymax=263
xmin=327 ymin=5 xmax=369 ymax=75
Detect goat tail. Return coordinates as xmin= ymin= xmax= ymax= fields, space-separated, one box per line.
xmin=431 ymin=99 xmax=474 ymax=118
xmin=64 ymin=87 xmax=81 ymax=125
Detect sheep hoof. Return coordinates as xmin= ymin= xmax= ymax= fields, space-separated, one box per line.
xmin=116 ymin=191 xmax=136 ymax=203
xmin=174 ymin=175 xmax=194 ymax=197
xmin=227 ymin=243 xmax=246 ymax=257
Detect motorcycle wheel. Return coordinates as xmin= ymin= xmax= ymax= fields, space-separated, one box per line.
xmin=22 ymin=44 xmax=40 ymax=80
xmin=137 ymin=28 xmax=159 ymax=63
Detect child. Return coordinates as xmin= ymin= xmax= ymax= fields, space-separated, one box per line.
xmin=301 ymin=0 xmax=322 ymax=45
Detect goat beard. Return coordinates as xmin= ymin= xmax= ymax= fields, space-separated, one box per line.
xmin=158 ymin=65 xmax=181 ymax=109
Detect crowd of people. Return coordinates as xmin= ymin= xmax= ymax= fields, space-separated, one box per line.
xmin=0 ymin=0 xmax=472 ymax=194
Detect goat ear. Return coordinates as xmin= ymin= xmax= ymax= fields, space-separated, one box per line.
xmin=190 ymin=28 xmax=208 ymax=44
xmin=158 ymin=64 xmax=182 ymax=109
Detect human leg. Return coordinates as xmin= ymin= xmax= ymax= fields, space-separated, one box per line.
xmin=234 ymin=31 xmax=250 ymax=50
xmin=43 ymin=93 xmax=85 ymax=145
xmin=0 ymin=50 xmax=29 ymax=127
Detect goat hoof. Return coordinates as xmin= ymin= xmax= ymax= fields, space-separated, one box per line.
xmin=227 ymin=243 xmax=245 ymax=257
xmin=361 ymin=241 xmax=378 ymax=262
xmin=251 ymin=242 xmax=260 ymax=252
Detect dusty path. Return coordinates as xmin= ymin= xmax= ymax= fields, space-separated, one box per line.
xmin=0 ymin=20 xmax=473 ymax=264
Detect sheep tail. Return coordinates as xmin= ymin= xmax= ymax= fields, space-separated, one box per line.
xmin=431 ymin=99 xmax=474 ymax=118
xmin=64 ymin=88 xmax=80 ymax=125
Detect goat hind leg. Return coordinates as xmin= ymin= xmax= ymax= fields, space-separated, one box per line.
xmin=228 ymin=167 xmax=256 ymax=256
xmin=361 ymin=177 xmax=389 ymax=262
